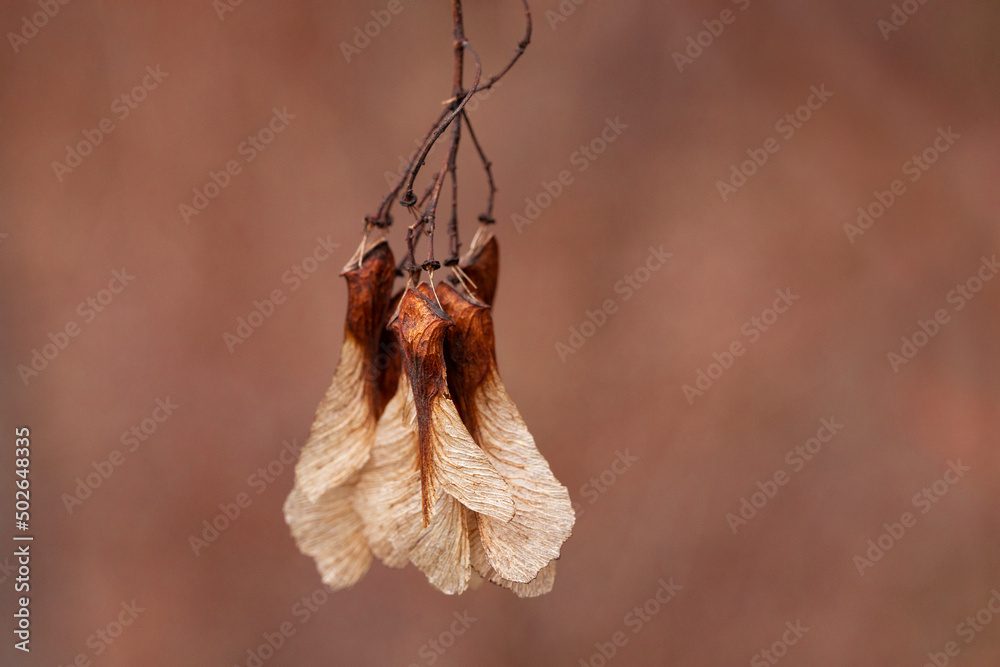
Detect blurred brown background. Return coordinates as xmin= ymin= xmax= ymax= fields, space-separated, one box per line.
xmin=2 ymin=0 xmax=999 ymax=665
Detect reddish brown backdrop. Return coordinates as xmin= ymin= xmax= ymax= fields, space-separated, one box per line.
xmin=1 ymin=1 xmax=999 ymax=665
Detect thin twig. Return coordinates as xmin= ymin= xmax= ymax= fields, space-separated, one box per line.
xmin=452 ymin=0 xmax=466 ymax=96
xmin=460 ymin=109 xmax=496 ymax=222
xmin=479 ymin=0 xmax=531 ymax=92
xmin=418 ymin=167 xmax=444 ymax=209
xmin=400 ymin=42 xmax=481 ymax=209
xmin=447 ymin=120 xmax=461 ymax=263
xmin=374 ymin=106 xmax=450 ymax=224
xmin=423 ymin=157 xmax=451 ymax=267
xmin=402 ymin=40 xmax=481 ymax=271
xmin=373 ymin=0 xmax=532 ymax=277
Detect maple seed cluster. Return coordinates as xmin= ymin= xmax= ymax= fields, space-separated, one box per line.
xmin=285 ymin=235 xmax=575 ymax=595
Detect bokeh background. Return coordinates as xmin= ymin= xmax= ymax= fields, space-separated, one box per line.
xmin=2 ymin=0 xmax=999 ymax=665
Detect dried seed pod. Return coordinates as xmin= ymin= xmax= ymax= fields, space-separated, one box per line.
xmin=283 ymin=482 xmax=372 ymax=590
xmin=437 ymin=282 xmax=574 ymax=584
xmin=355 ymin=372 xmax=478 ymax=594
xmin=408 ymin=493 xmax=472 ymax=595
xmin=391 ymin=283 xmax=515 ymax=526
xmin=293 ymin=241 xmax=396 ymax=503
xmin=459 ymin=234 xmax=499 ymax=307
xmin=372 ymin=290 xmax=403 ymax=419
xmin=355 ymin=370 xmax=483 ymax=594
xmin=468 ymin=512 xmax=556 ymax=597
xmin=353 ymin=375 xmax=423 ymax=568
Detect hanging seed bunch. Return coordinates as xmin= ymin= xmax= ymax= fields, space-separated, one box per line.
xmin=284 ymin=0 xmax=574 ymax=597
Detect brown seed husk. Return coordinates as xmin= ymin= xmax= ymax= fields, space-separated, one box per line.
xmin=294 ymin=241 xmax=396 ymax=503
xmin=438 ymin=282 xmax=575 ymax=584
xmin=391 ymin=284 xmax=514 ymax=526
xmin=459 ymin=234 xmax=499 ymax=307
xmin=372 ymin=290 xmax=403 ymax=419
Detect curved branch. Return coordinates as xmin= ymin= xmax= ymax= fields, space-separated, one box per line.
xmin=401 ymin=41 xmax=482 ymax=208
xmin=460 ymin=110 xmax=496 ymax=222
xmin=479 ymin=0 xmax=531 ymax=92
xmin=374 ymin=106 xmax=451 ymax=225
